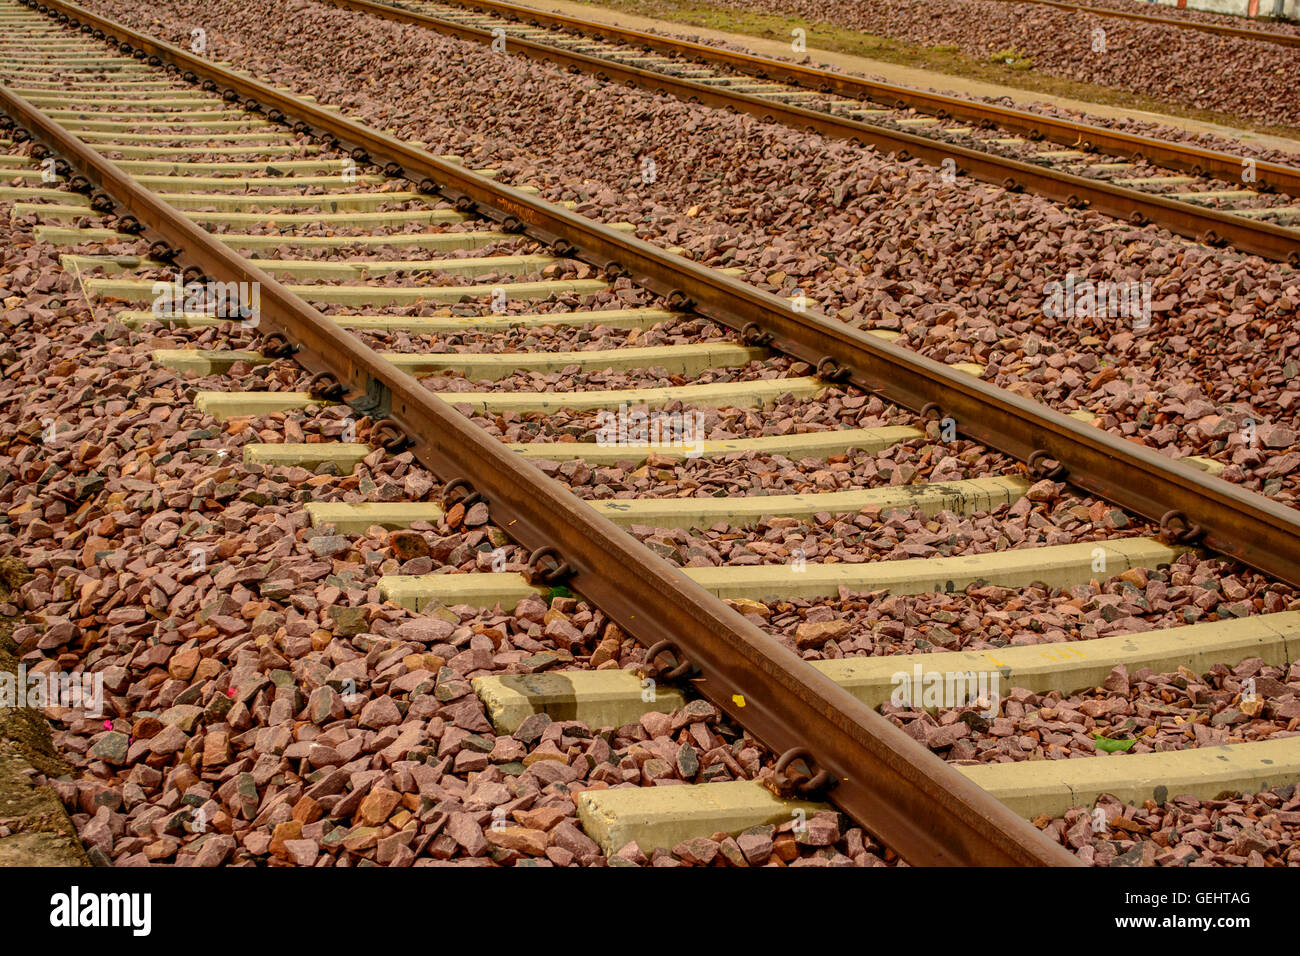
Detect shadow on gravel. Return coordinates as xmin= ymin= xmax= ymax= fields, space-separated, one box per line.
xmin=0 ymin=557 xmax=89 ymax=866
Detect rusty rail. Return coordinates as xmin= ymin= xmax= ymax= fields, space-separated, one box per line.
xmin=374 ymin=0 xmax=1300 ymax=194
xmin=3 ymin=2 xmax=1082 ymax=865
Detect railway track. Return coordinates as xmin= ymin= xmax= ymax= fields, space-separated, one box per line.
xmin=4 ymin=0 xmax=1300 ymax=867
xmin=313 ymin=0 xmax=1300 ymax=264
xmin=984 ymin=0 xmax=1300 ymax=48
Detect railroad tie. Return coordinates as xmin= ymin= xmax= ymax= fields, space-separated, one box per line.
xmin=378 ymin=538 xmax=1188 ymax=610
xmin=301 ymin=476 xmax=1028 ymax=533
xmin=473 ymin=611 xmax=1300 ymax=733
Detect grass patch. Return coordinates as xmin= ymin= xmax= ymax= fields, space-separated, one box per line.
xmin=988 ymin=46 xmax=1034 ymax=71
xmin=0 ymin=557 xmax=66 ymax=778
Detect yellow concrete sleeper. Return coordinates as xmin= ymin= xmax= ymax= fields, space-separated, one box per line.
xmin=379 ymin=538 xmax=1186 ymax=609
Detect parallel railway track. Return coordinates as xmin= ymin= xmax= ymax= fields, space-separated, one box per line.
xmin=4 ymin=0 xmax=1300 ymax=867
xmin=316 ymin=0 xmax=1300 ymax=263
xmin=985 ymin=0 xmax=1300 ymax=48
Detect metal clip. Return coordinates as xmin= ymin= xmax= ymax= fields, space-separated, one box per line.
xmin=639 ymin=640 xmax=694 ymax=681
xmin=526 ymin=546 xmax=573 ymax=586
xmin=1159 ymin=510 xmax=1204 ymax=545
xmin=666 ymin=290 xmax=694 ymax=312
xmin=370 ymin=418 xmax=413 ymax=453
xmin=1026 ymin=449 xmax=1066 ymax=481
xmin=441 ymin=478 xmax=483 ymax=509
xmin=258 ymin=332 xmax=297 ymax=360
xmin=148 ymin=241 xmax=178 ymax=262
xmin=307 ymin=371 xmax=346 ymax=402
xmin=771 ymin=747 xmax=835 ymax=797
xmin=816 ymin=355 xmax=851 ymax=383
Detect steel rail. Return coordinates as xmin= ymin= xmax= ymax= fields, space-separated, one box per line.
xmin=313 ymin=0 xmax=1300 ymax=263
xmin=22 ymin=0 xmax=1300 ymax=591
xmin=2 ymin=8 xmax=1081 ymax=867
xmin=367 ymin=0 xmax=1300 ymax=195
xmin=986 ymin=0 xmax=1300 ymax=48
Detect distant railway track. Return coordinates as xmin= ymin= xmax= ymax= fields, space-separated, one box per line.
xmin=4 ymin=0 xmax=1300 ymax=867
xmin=306 ymin=0 xmax=1300 ymax=264
xmin=986 ymin=0 xmax=1300 ymax=49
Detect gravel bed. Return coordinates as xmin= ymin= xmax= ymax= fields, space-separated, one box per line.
xmin=401 ymin=1 xmax=1300 ymax=169
xmin=417 ymin=356 xmax=800 ymax=392
xmin=550 ymin=435 xmax=1029 ymax=497
xmin=884 ymin=657 xmax=1300 ymax=763
xmin=504 ymin=1 xmax=1300 ymax=164
xmin=1047 ymin=784 xmax=1300 ymax=866
xmin=751 ymin=552 xmax=1298 ymax=660
xmin=469 ymin=388 xmax=916 ymax=445
xmin=0 ymin=223 xmax=1273 ymax=868
xmin=350 ymin=316 xmax=729 ymax=352
xmin=621 ymin=480 xmax=1149 ymax=571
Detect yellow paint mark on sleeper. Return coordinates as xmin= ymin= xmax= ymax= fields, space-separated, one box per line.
xmin=732 ymin=694 xmax=746 ymax=708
